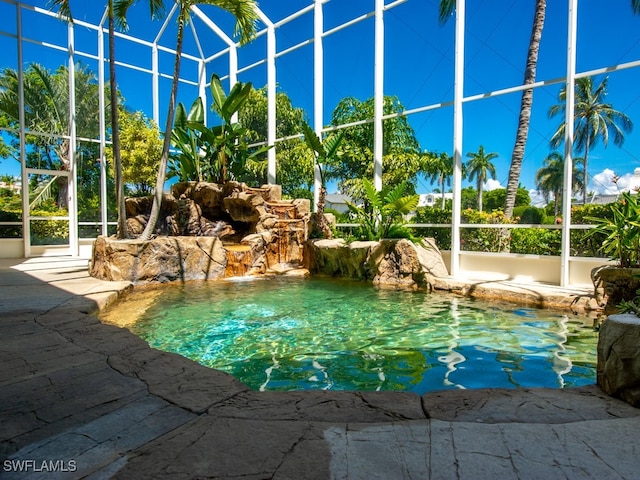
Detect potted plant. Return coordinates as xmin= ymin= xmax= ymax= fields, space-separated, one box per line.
xmin=588 ymin=191 xmax=640 ymax=313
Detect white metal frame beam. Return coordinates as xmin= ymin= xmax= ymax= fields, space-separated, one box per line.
xmin=560 ymin=0 xmax=578 ymax=287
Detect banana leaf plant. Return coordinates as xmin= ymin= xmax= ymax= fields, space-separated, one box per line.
xmin=347 ymin=178 xmax=419 ymax=241
xmin=168 ymin=97 xmax=206 ymax=182
xmin=301 ymin=122 xmax=343 ymax=238
xmin=168 ymin=74 xmax=270 ymax=184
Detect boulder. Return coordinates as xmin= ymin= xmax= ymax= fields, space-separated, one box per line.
xmin=90 ymin=235 xmax=227 ymax=283
xmin=306 ymin=238 xmax=450 ymax=289
xmin=597 ymin=314 xmax=640 ymax=407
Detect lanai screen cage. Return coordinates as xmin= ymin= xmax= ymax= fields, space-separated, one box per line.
xmin=1 ymin=0 xmax=639 ymax=286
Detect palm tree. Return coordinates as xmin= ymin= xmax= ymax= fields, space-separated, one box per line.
xmin=633 ymin=0 xmax=640 ymax=13
xmin=424 ymin=152 xmax=453 ymax=209
xmin=440 ymin=0 xmax=546 ymax=218
xmin=549 ymin=76 xmax=633 ymax=205
xmin=301 ymin=123 xmax=343 ymax=239
xmin=535 ymin=151 xmax=584 ymax=217
xmin=121 ymin=0 xmax=258 ymax=240
xmin=465 ymin=145 xmax=497 ymax=212
xmin=0 ymin=63 xmax=102 ymax=208
xmin=49 ymin=0 xmax=139 ymax=238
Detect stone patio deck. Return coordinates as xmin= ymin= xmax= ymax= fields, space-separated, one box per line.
xmin=1 ymin=256 xmax=638 ymax=479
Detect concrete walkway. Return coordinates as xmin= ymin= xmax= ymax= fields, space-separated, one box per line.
xmin=1 ymin=257 xmax=639 ymax=479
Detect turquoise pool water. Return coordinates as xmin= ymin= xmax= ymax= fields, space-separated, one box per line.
xmin=121 ymin=276 xmax=598 ymax=394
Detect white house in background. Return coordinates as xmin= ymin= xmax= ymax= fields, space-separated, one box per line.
xmin=0 ymin=178 xmax=21 ymax=194
xmin=325 ymin=193 xmax=353 ymax=214
xmin=418 ymin=192 xmax=453 ymax=208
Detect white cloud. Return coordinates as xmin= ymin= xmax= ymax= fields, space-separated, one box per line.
xmin=483 ymin=178 xmax=503 ymax=191
xmin=529 ymin=189 xmax=547 ymax=208
xmin=590 ymin=168 xmax=640 ymax=195
xmin=590 ymin=169 xmax=623 ymax=195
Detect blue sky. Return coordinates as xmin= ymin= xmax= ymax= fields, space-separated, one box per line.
xmin=2 ymin=0 xmax=640 ymax=199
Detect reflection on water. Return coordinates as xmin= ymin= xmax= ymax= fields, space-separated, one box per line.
xmin=102 ymin=276 xmax=599 ymax=394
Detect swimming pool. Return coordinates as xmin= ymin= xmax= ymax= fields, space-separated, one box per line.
xmin=102 ymin=276 xmax=598 ymax=394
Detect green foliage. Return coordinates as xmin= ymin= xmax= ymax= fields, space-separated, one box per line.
xmin=618 ymin=285 xmax=640 ymax=315
xmin=483 ymin=187 xmax=531 ymax=212
xmin=301 ymin=123 xmax=343 ymax=187
xmin=238 ymin=87 xmax=313 ymax=195
xmin=586 ymin=191 xmax=640 ymax=267
xmin=108 ymin=109 xmax=162 ymax=195
xmin=330 ymin=95 xmax=423 ymax=198
xmin=347 ymin=179 xmax=418 ymax=241
xmin=168 ymin=97 xmax=206 ymax=182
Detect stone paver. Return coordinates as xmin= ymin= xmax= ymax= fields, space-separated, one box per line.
xmin=1 ymin=256 xmax=639 ymax=479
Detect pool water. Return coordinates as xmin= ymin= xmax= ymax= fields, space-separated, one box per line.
xmin=112 ymin=276 xmax=599 ymax=394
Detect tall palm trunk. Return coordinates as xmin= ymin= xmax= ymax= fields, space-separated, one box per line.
xmin=109 ymin=0 xmax=127 ymax=239
xmin=316 ymin=184 xmax=332 ymax=239
xmin=477 ymin=177 xmax=483 ymax=212
xmin=582 ymin=130 xmax=591 ymax=205
xmin=139 ymin=7 xmax=186 ymax=241
xmin=504 ymin=0 xmax=546 ymax=218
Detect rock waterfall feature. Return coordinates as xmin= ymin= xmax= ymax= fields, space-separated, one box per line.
xmin=89 ymin=182 xmax=310 ymax=283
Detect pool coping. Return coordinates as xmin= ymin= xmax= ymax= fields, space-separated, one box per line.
xmin=1 ymin=256 xmax=638 ymax=479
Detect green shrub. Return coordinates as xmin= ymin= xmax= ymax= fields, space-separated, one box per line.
xmin=513 ymin=206 xmax=545 ymax=224
xmin=511 ymin=228 xmax=562 ymax=255
xmin=30 ymin=208 xmax=69 ymax=245
xmin=460 ymin=209 xmax=514 ymax=253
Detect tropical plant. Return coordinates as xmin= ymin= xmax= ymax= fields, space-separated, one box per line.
xmin=439 ymin=0 xmax=546 ymax=218
xmin=168 ymin=76 xmax=269 ymax=184
xmin=423 ymin=152 xmax=453 ymax=209
xmin=549 ymin=76 xmax=633 ymax=205
xmin=534 ymin=151 xmax=584 ymax=217
xmin=301 ymin=122 xmax=344 ymax=239
xmin=133 ymin=0 xmax=258 ymax=240
xmin=208 ymin=74 xmax=267 ymax=183
xmin=465 ymin=145 xmax=497 ymax=212
xmin=346 ymin=178 xmax=418 ymax=241
xmin=586 ymin=191 xmax=640 ymax=268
